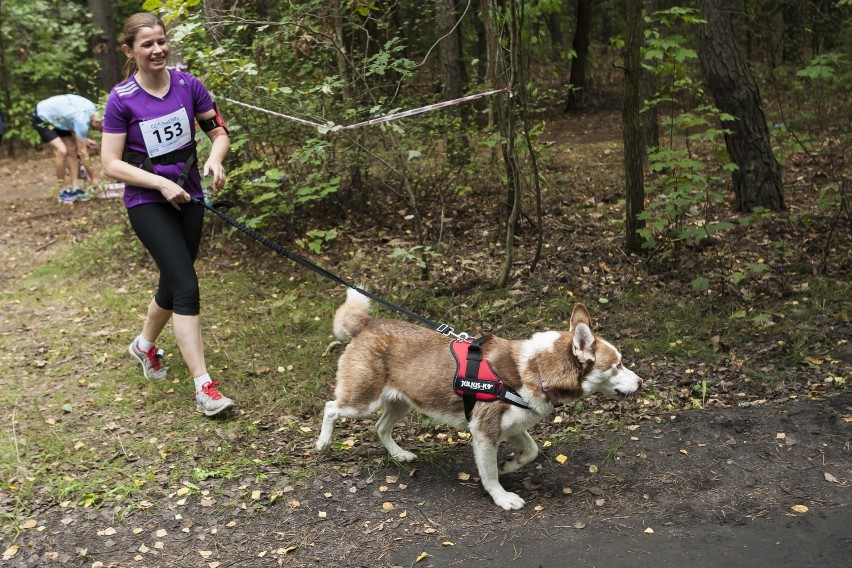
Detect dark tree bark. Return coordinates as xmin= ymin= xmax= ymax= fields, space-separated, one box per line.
xmin=544 ymin=6 xmax=566 ymax=69
xmin=780 ymin=0 xmax=804 ymax=64
xmin=640 ymin=0 xmax=660 ymax=151
xmin=436 ymin=0 xmax=470 ymax=164
xmin=88 ymin=0 xmax=120 ymax=92
xmin=698 ymin=0 xmax=785 ymax=212
xmin=565 ymin=0 xmax=591 ymax=111
xmin=0 ymin=0 xmax=13 ymax=157
xmin=623 ymin=0 xmax=646 ymax=253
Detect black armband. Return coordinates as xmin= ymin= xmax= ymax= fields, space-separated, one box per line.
xmin=198 ymin=103 xmax=229 ymax=134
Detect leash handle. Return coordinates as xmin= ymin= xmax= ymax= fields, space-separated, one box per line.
xmin=196 ymin=199 xmax=462 ymax=336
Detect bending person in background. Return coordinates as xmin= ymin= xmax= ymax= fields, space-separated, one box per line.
xmin=101 ymin=12 xmax=234 ymax=417
xmin=32 ymin=94 xmax=103 ymax=203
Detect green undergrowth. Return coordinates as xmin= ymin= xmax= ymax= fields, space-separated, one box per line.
xmin=1 ymin=207 xmax=848 ymax=522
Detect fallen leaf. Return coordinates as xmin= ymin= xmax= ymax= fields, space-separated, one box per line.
xmin=555 ymin=454 xmax=568 ymax=464
xmin=198 ymin=550 xmax=213 ymax=559
xmin=20 ymin=519 xmax=37 ymax=530
xmin=318 ymin=511 xmax=327 ymax=518
xmin=644 ymin=527 xmax=654 ymax=534
xmin=442 ymin=541 xmax=455 ymax=546
xmin=679 ymin=449 xmax=688 ymax=455
xmin=791 ymin=505 xmax=809 ymax=513
xmin=457 ymin=472 xmax=471 ymax=481
xmin=382 ymin=502 xmax=394 ymax=510
xmin=415 ymin=551 xmax=429 ymax=563
xmin=573 ymin=521 xmax=586 ymax=529
xmin=2 ymin=545 xmax=19 ymax=560
xmin=251 ymin=490 xmax=261 ymax=500
xmin=776 ymin=432 xmax=786 ymax=439
xmin=824 ymin=472 xmax=838 ymax=483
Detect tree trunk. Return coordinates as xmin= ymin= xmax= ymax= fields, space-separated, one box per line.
xmin=565 ymin=0 xmax=591 ymax=111
xmin=330 ymin=0 xmax=363 ymax=193
xmin=698 ymin=0 xmax=785 ymax=212
xmin=780 ymin=0 xmax=803 ymax=64
xmin=88 ymin=0 xmax=120 ymax=92
xmin=640 ymin=0 xmax=659 ymax=152
xmin=623 ymin=0 xmax=646 ymax=253
xmin=0 ymin=0 xmax=13 ymax=157
xmin=436 ymin=0 xmax=470 ymax=164
xmin=544 ymin=6 xmax=567 ymax=70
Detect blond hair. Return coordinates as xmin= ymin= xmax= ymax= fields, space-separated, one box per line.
xmin=121 ymin=13 xmax=167 ymax=79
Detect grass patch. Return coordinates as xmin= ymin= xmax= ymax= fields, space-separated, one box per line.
xmin=2 ymin=197 xmax=847 ymax=521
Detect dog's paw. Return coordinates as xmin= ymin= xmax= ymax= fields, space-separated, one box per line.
xmin=315 ymin=438 xmax=330 ymax=452
xmin=390 ymin=450 xmax=417 ymax=462
xmin=492 ymin=490 xmax=526 ymax=510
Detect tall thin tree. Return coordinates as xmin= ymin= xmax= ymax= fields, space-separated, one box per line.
xmin=436 ymin=0 xmax=470 ymax=164
xmin=698 ymin=0 xmax=785 ymax=212
xmin=565 ymin=0 xmax=591 ymax=111
xmin=88 ymin=0 xmax=120 ymax=93
xmin=623 ymin=0 xmax=646 ymax=253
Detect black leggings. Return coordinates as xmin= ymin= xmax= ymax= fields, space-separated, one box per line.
xmin=128 ymin=201 xmax=204 ymax=315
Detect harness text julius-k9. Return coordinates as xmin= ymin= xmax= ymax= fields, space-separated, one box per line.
xmin=451 ymin=335 xmax=529 ymax=421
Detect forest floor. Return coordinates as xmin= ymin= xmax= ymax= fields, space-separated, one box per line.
xmin=0 ymin=106 xmax=850 ymax=568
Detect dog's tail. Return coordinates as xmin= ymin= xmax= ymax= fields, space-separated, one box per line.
xmin=333 ymin=287 xmax=372 ymax=341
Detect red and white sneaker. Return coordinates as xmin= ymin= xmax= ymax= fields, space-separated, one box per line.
xmin=195 ymin=381 xmax=234 ymax=417
xmin=128 ymin=340 xmax=168 ymax=380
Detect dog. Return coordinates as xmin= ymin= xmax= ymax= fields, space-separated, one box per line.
xmin=316 ymin=288 xmax=644 ymax=510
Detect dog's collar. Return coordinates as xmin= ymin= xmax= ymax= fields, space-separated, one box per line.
xmin=537 ymin=364 xmax=563 ymax=408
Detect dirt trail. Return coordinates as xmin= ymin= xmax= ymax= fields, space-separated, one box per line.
xmin=4 ymin=391 xmax=849 ymax=567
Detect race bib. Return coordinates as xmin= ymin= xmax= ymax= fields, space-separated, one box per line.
xmin=139 ymin=107 xmax=192 ymax=158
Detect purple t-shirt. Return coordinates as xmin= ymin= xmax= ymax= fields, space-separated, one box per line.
xmin=103 ymin=69 xmax=214 ymax=208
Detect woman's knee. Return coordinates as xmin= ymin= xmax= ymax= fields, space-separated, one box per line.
xmin=172 ymin=281 xmax=201 ymax=315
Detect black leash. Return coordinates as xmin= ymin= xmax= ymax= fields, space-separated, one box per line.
xmin=195 ymin=198 xmax=468 ymax=341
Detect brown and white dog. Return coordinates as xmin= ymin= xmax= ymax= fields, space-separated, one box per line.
xmin=316 ymin=289 xmax=644 ymax=510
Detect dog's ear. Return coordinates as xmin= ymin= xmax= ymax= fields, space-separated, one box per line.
xmin=569 ymin=303 xmax=592 ymax=332
xmin=572 ymin=322 xmax=596 ymax=364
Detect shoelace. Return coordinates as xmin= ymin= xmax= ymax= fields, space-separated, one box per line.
xmin=141 ymin=345 xmax=162 ymax=370
xmin=200 ymin=381 xmax=223 ymax=400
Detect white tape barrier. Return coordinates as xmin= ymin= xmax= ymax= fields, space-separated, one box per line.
xmin=217 ymin=87 xmax=511 ymax=133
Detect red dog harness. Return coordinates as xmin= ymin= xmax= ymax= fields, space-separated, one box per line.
xmin=451 ymin=335 xmax=529 ymax=421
